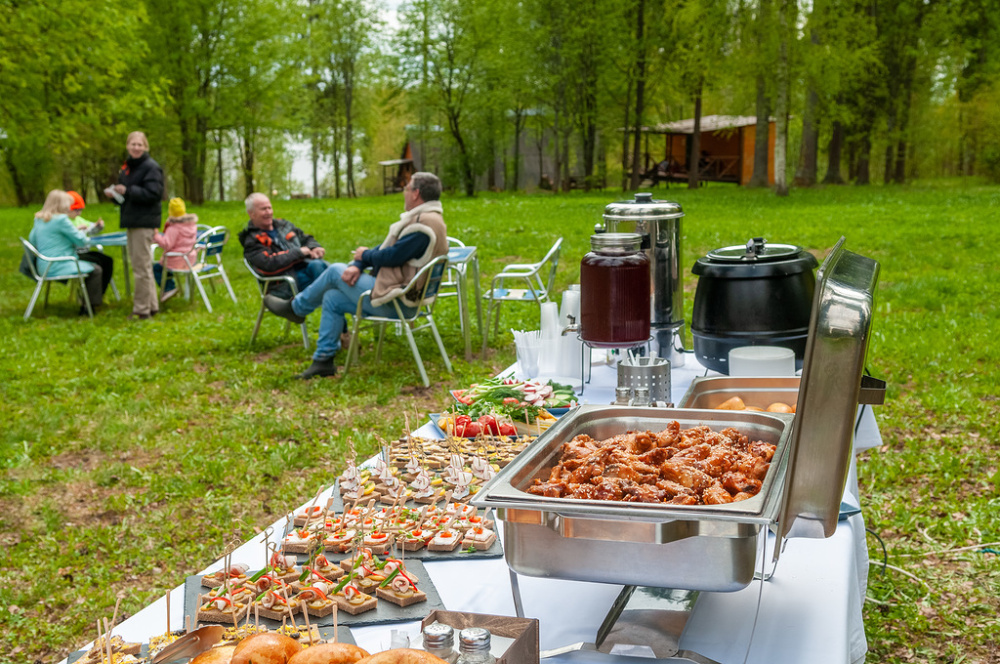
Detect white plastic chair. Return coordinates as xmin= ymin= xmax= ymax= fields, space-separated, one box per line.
xmin=344 ymin=255 xmax=453 ymax=387
xmin=243 ymin=258 xmax=310 ymax=349
xmin=481 ymin=237 xmax=563 ymax=353
xmin=156 ymin=226 xmax=237 ymax=313
xmin=19 ymin=237 xmax=94 ymax=320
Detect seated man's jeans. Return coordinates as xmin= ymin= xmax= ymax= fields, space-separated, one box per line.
xmin=293 ymin=259 xmax=328 ymax=293
xmin=292 ymin=263 xmax=416 ymax=362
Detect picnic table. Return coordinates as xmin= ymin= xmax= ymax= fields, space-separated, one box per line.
xmin=88 ymin=231 xmax=131 ymax=297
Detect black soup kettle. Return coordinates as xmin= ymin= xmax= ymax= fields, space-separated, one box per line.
xmin=691 ymin=237 xmax=819 ymax=374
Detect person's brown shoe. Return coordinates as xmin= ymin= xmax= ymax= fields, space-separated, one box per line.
xmin=127 ymin=312 xmax=151 ymax=321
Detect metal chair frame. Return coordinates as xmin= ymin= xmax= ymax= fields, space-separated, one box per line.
xmin=436 ymin=236 xmax=473 ymax=338
xmin=19 ymin=237 xmax=94 ymax=320
xmin=481 ymin=237 xmax=563 ymax=353
xmin=155 ymin=226 xmax=237 ymax=313
xmin=344 ymin=255 xmax=453 ymax=387
xmin=243 ymin=258 xmax=310 ymax=350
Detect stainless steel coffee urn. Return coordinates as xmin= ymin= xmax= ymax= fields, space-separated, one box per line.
xmin=600 ymin=193 xmax=685 ymax=365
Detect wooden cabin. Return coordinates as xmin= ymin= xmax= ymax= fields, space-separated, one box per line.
xmin=631 ymin=115 xmax=775 ymax=186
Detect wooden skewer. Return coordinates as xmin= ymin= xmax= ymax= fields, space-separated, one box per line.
xmin=109 ymin=596 xmax=122 ymax=633
xmin=94 ymin=619 xmax=104 ymax=664
xmin=300 ymin=599 xmax=313 ymax=646
xmin=333 ymin=602 xmax=339 ymax=643
xmin=103 ymin=618 xmax=113 ymax=664
xmin=165 ymin=590 xmax=170 ymax=635
xmin=186 ymin=615 xmax=192 ymax=634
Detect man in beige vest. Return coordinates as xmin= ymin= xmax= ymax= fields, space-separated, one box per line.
xmin=265 ymin=172 xmax=448 ymax=379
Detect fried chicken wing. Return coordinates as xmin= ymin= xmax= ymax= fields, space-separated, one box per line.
xmin=526 ymin=422 xmax=776 ymax=505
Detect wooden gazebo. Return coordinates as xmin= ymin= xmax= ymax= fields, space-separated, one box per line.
xmin=630 ymin=115 xmax=775 ymax=186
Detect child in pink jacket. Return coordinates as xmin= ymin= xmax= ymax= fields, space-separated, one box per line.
xmin=153 ymin=197 xmax=200 ymax=302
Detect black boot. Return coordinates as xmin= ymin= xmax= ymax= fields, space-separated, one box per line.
xmin=297 ymin=358 xmax=337 ymax=380
xmin=264 ymin=294 xmax=306 ymax=324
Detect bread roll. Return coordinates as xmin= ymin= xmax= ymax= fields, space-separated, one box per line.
xmin=715 ymin=396 xmax=746 ymax=410
xmin=231 ymin=633 xmax=302 ymax=664
xmin=191 ymin=645 xmax=237 ymax=664
xmin=766 ymin=402 xmax=793 ymax=413
xmin=287 ymin=643 xmax=370 ymax=664
xmin=356 ymin=649 xmax=449 ymax=664
xmin=744 ymin=406 xmax=765 ymax=412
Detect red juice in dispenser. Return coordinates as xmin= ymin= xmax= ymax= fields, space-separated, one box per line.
xmin=580 ymin=233 xmax=651 ymax=347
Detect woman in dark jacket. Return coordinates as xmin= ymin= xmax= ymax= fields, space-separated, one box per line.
xmin=110 ymin=131 xmax=164 ymax=319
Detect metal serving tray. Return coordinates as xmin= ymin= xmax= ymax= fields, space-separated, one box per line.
xmin=473 ymin=406 xmax=794 ymax=591
xmin=679 ymin=376 xmax=801 ymax=410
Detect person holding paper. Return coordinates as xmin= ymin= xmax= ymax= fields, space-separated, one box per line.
xmin=108 ymin=131 xmax=163 ymax=320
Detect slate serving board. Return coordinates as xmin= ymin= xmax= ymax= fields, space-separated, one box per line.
xmin=185 ymin=559 xmax=443 ymax=629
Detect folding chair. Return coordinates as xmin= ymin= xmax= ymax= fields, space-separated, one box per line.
xmin=156 ymin=226 xmax=237 ymax=313
xmin=344 ymin=255 xmax=453 ymax=387
xmin=19 ymin=237 xmax=94 ymax=320
xmin=243 ymin=258 xmax=310 ymax=349
xmin=481 ymin=237 xmax=563 ymax=353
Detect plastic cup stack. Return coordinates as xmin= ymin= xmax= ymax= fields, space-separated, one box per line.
xmin=538 ymin=302 xmax=561 ymax=376
xmin=512 ymin=329 xmax=541 ymax=379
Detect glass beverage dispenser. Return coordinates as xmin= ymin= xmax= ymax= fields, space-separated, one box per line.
xmin=600 ymin=193 xmax=686 ymax=365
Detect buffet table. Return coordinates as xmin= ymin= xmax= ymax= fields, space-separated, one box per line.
xmin=64 ymin=353 xmax=877 ymax=664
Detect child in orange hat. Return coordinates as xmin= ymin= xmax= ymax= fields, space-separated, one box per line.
xmin=66 ymin=190 xmax=105 ymax=235
xmin=65 ymin=190 xmax=115 ymax=299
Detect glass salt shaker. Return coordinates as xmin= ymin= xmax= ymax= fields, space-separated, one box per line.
xmin=456 ymin=627 xmax=497 ymax=664
xmin=422 ymin=622 xmax=459 ymax=663
xmin=631 ymin=386 xmax=651 ymax=407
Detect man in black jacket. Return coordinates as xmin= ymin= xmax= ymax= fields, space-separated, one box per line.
xmin=111 ymin=131 xmax=163 ymax=319
xmin=239 ymin=193 xmax=328 ymax=299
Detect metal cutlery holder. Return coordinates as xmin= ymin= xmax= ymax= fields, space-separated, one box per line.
xmin=617 ymin=357 xmax=672 ymax=405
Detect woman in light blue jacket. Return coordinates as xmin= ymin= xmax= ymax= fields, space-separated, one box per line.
xmin=28 ymin=190 xmax=104 ymax=314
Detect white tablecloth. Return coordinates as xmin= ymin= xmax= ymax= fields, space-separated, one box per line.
xmin=67 ymin=353 xmax=876 ymax=664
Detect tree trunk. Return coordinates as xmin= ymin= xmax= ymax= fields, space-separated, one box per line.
xmin=822 ymin=121 xmax=845 ymax=184
xmin=311 ymin=132 xmax=319 ymax=199
xmin=856 ymin=134 xmax=871 ymax=185
xmin=241 ymin=130 xmax=255 ymax=195
xmin=344 ymin=59 xmax=356 ymax=198
xmin=749 ymin=74 xmax=771 ymax=188
xmin=794 ymin=87 xmax=819 ymax=186
xmin=446 ymin=108 xmax=476 ymax=197
xmin=511 ymin=108 xmax=525 ymax=191
xmin=553 ymin=108 xmax=564 ymax=193
xmin=621 ymin=77 xmax=633 ymax=191
xmin=773 ymin=0 xmax=792 ymax=197
xmin=331 ymin=123 xmax=342 ymax=199
xmin=629 ymin=0 xmax=646 ymax=191
xmin=688 ymin=86 xmax=703 ymax=189
xmin=217 ymin=131 xmax=225 ymax=201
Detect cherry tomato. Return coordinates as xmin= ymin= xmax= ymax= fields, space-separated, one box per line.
xmin=498 ymin=422 xmax=517 ymax=436
xmin=462 ymin=422 xmax=482 ymax=437
xmin=477 ymin=414 xmax=500 ymax=435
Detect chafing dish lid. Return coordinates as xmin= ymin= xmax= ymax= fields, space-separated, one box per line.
xmin=778 ymin=237 xmax=880 ymax=541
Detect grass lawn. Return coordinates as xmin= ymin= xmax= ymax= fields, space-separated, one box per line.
xmin=1 ymin=181 xmax=998 ymax=663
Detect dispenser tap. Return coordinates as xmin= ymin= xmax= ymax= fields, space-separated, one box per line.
xmin=561 ymin=314 xmax=579 ymax=337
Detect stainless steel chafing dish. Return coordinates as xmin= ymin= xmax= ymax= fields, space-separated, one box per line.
xmin=679 ymin=376 xmax=801 ymax=410
xmin=473 ymin=238 xmax=880 ymax=593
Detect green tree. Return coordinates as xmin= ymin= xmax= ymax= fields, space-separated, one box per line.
xmin=398 ymin=0 xmax=492 ymax=196
xmin=0 ymin=0 xmax=156 ymax=205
